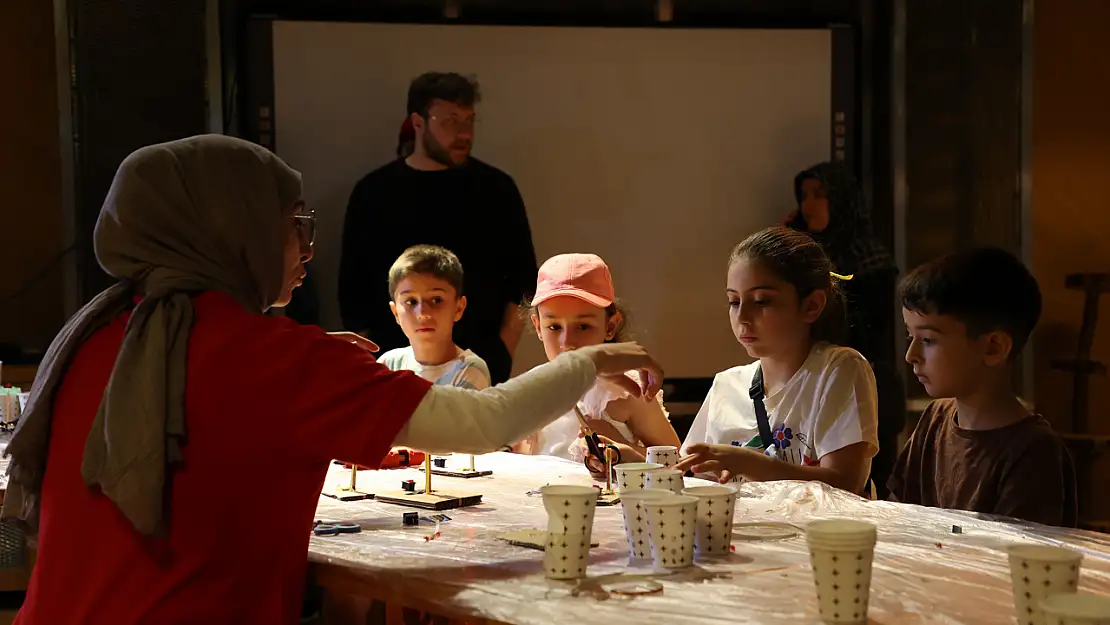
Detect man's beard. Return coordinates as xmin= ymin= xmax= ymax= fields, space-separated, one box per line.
xmin=422 ymin=132 xmax=470 ymax=168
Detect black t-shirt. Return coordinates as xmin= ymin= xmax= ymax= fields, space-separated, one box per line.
xmin=338 ymin=157 xmax=538 ymax=383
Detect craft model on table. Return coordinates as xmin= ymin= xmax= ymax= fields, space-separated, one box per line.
xmin=374 ymin=452 xmax=483 ymax=511
xmin=418 ymin=453 xmax=493 ymax=478
xmin=323 ymin=462 xmax=372 ymax=501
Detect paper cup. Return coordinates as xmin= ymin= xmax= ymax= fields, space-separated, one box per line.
xmin=619 ymin=488 xmax=676 ymax=561
xmin=1041 ymin=592 xmax=1110 ymax=625
xmin=615 ymin=462 xmax=664 ymax=494
xmin=1008 ymin=544 xmax=1083 ymax=625
xmin=682 ymin=485 xmax=737 ymax=558
xmin=541 ymin=485 xmax=599 ymax=580
xmin=644 ymin=468 xmax=685 ymax=495
xmin=644 ymin=495 xmax=698 ymax=570
xmin=806 ymin=520 xmax=878 ymax=624
xmin=646 ymin=445 xmax=679 ymax=468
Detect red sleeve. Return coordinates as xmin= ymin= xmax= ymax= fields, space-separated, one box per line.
xmin=275 ymin=324 xmax=432 ymax=466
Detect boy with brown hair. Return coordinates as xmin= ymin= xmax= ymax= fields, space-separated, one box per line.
xmin=890 ymin=247 xmax=1077 ymax=526
xmin=378 ymin=245 xmax=490 ymax=390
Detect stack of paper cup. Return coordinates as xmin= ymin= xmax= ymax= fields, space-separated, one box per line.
xmin=644 ymin=468 xmax=685 ymax=495
xmin=644 ymin=495 xmax=698 ymax=570
xmin=541 ymin=485 xmax=600 ymax=580
xmin=1040 ymin=593 xmax=1110 ymax=625
xmin=805 ymin=519 xmax=878 ymax=624
xmin=1008 ymin=544 xmax=1083 ymax=625
xmin=646 ymin=445 xmax=679 ymax=468
xmin=682 ymin=485 xmax=738 ymax=559
xmin=619 ymin=488 xmax=676 ymax=562
xmin=614 ymin=462 xmax=663 ymax=493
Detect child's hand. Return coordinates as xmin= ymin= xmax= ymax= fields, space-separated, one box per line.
xmin=673 ymin=443 xmax=763 ymax=484
xmin=579 ymin=419 xmax=631 ymax=447
xmin=583 ymin=437 xmax=640 ymax=476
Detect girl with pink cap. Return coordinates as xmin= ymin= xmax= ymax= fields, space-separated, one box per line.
xmin=514 ymin=254 xmax=680 ymax=469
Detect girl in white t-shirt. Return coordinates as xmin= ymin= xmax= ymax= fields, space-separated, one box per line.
xmin=514 ymin=254 xmax=679 ymax=469
xmin=676 ymin=227 xmax=879 ymax=494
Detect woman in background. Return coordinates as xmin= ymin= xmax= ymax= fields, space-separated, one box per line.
xmin=786 ymin=161 xmax=904 ymax=497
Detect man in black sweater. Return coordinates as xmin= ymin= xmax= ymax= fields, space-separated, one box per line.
xmin=338 ymin=72 xmax=538 ymax=383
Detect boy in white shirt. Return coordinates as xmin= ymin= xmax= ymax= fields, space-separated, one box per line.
xmin=378 ymin=245 xmax=490 ymax=390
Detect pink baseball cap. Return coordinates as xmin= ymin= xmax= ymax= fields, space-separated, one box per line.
xmin=532 ymin=253 xmax=615 ymax=308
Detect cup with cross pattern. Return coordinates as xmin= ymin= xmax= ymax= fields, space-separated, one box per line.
xmin=1008 ymin=544 xmax=1083 ymax=625
xmin=540 ymin=485 xmax=599 ymax=580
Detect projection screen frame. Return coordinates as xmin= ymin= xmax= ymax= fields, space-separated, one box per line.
xmin=241 ymin=15 xmax=857 ymax=406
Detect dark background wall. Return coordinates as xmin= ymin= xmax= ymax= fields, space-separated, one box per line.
xmin=4 ymin=0 xmax=1024 ymax=368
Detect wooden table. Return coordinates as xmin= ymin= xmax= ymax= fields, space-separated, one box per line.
xmin=308 ymin=453 xmax=1110 ymax=625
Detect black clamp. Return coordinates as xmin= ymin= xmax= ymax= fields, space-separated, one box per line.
xmin=403 ymin=512 xmax=419 ymax=526
xmin=433 ymin=458 xmax=447 ymax=468
xmin=401 ymin=479 xmax=416 ymax=492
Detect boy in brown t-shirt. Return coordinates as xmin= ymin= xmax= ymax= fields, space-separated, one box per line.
xmin=888 ymin=248 xmax=1077 ymax=527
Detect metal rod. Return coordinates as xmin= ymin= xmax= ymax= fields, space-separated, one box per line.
xmin=425 ymin=454 xmax=433 ymax=494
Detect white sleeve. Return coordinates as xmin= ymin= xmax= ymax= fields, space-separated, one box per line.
xmin=680 ymin=376 xmax=718 ymax=454
xmin=812 ymin=352 xmax=880 ymax=459
xmin=392 ymin=350 xmax=596 ymax=454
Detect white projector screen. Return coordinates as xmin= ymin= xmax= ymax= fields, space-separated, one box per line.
xmin=270 ymin=20 xmax=834 ymax=380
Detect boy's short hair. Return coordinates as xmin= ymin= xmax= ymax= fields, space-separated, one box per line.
xmin=900 ymin=247 xmax=1041 ymax=355
xmin=388 ymin=245 xmax=465 ymax=299
xmin=407 ymin=72 xmax=481 ymax=118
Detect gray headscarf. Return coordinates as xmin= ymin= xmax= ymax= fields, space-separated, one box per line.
xmin=1 ymin=135 xmax=302 ymax=536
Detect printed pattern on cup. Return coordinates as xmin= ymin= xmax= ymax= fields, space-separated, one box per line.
xmin=646 ymin=445 xmax=678 ymax=468
xmin=621 ymin=498 xmax=655 ymax=560
xmin=644 ymin=469 xmax=684 ymax=495
xmin=809 ymin=547 xmax=874 ymax=624
xmin=645 ymin=497 xmax=697 ymax=569
xmin=683 ymin=486 xmax=737 ymax=558
xmin=544 ymin=532 xmax=591 ymax=580
xmin=1009 ymin=546 xmax=1082 ymax=625
xmin=615 ymin=463 xmax=663 ymax=494
xmin=1040 ymin=592 xmax=1110 ymax=625
xmin=541 ymin=485 xmax=599 ymax=580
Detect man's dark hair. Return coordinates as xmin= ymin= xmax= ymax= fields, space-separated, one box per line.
xmin=406 ymin=72 xmax=481 ymax=118
xmin=388 ymin=245 xmax=465 ymax=299
xmin=900 ymin=247 xmax=1042 ymax=356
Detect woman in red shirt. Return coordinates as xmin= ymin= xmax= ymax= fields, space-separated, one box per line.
xmin=2 ymin=135 xmax=662 ymax=625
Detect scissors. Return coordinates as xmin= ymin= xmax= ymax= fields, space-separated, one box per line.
xmin=573 ymin=406 xmax=619 ymax=469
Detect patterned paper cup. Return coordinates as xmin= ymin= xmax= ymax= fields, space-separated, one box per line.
xmin=615 ymin=462 xmax=664 ymax=494
xmin=644 ymin=468 xmax=685 ymax=495
xmin=541 ymin=485 xmax=599 ymax=580
xmin=806 ymin=519 xmax=878 ymax=624
xmin=619 ymin=488 xmax=677 ymax=561
xmin=644 ymin=495 xmax=699 ymax=570
xmin=646 ymin=445 xmax=679 ymax=468
xmin=682 ymin=485 xmax=738 ymax=558
xmin=1008 ymin=544 xmax=1083 ymax=625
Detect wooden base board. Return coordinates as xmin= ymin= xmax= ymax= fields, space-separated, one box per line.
xmin=597 ymin=492 xmax=621 ymax=506
xmin=419 ymin=467 xmax=493 ymax=479
xmin=322 ymin=489 xmax=373 ymax=502
xmin=496 ymin=529 xmax=599 ymax=551
xmin=374 ymin=490 xmax=482 ymax=510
